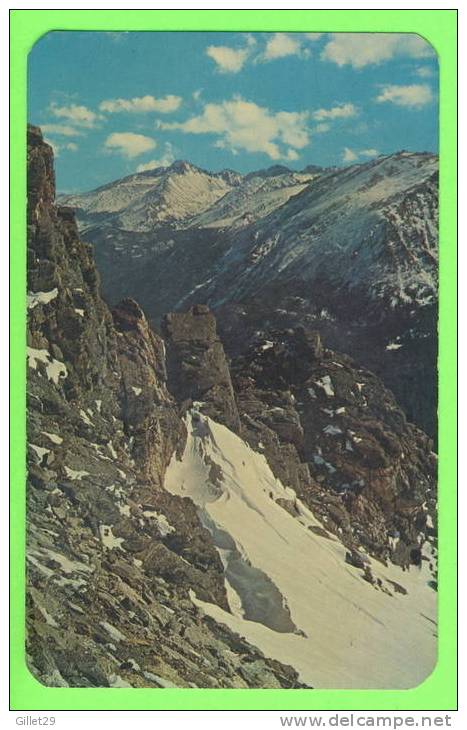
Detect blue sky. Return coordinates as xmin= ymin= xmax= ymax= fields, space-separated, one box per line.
xmin=28 ymin=31 xmax=439 ymax=192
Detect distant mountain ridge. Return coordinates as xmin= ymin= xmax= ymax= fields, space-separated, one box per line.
xmin=59 ymin=159 xmax=321 ymax=232
xmin=64 ymin=150 xmax=438 ymax=438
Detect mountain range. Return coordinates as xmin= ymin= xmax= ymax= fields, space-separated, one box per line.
xmin=27 ymin=125 xmax=437 ymax=689
xmin=61 ymin=151 xmax=438 ymax=438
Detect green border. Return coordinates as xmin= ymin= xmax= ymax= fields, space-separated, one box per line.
xmin=10 ymin=9 xmax=457 ymax=712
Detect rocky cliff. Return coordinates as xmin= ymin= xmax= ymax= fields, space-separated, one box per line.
xmin=26 ymin=125 xmax=303 ymax=689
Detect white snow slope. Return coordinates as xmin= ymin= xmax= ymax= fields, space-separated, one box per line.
xmin=165 ymin=409 xmax=437 ymax=690
xmin=189 ymin=172 xmax=313 ymax=230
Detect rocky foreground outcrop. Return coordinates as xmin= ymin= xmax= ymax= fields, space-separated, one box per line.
xmin=26 ymin=125 xmax=437 ymax=689
xmin=26 ymin=125 xmax=303 ymax=689
xmin=163 ymin=305 xmax=240 ymax=432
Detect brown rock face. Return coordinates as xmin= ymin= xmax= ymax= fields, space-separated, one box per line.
xmin=163 ymin=305 xmax=241 ymax=432
xmin=112 ymin=298 xmax=183 ymax=486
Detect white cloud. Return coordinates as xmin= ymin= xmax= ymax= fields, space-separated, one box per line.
xmin=206 ymin=45 xmax=250 ymax=73
xmin=262 ymin=33 xmax=302 ymax=61
xmin=46 ymin=140 xmax=78 ymax=156
xmin=313 ymin=103 xmax=358 ymax=121
xmin=50 ymin=103 xmax=101 ymax=128
xmin=160 ymin=97 xmax=310 ymax=160
xmin=41 ymin=124 xmax=83 ymax=137
xmin=414 ymin=65 xmax=434 ymax=78
xmin=285 ymin=148 xmax=300 ymax=161
xmin=136 ymin=143 xmax=175 ymax=171
xmin=206 ymin=33 xmax=321 ymax=73
xmin=313 ymin=123 xmax=330 ymax=134
xmin=322 ymin=33 xmax=434 ymax=69
xmin=375 ymin=84 xmax=433 ymax=108
xmin=342 ymin=147 xmax=358 ymax=163
xmin=342 ymin=147 xmax=379 ymax=164
xmin=100 ymin=94 xmax=182 ymax=114
xmin=104 ymin=132 xmax=156 ymax=158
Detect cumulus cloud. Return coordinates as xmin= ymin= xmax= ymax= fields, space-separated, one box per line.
xmin=50 ymin=103 xmax=102 ymax=128
xmin=206 ymin=45 xmax=251 ymax=73
xmin=45 ymin=140 xmax=78 ymax=156
xmin=207 ymin=33 xmax=322 ymax=72
xmin=136 ymin=143 xmax=175 ymax=171
xmin=342 ymin=147 xmax=379 ymax=163
xmin=375 ymin=84 xmax=433 ymax=107
xmin=160 ymin=97 xmax=310 ymax=160
xmin=206 ymin=35 xmax=256 ymax=73
xmin=360 ymin=148 xmax=379 ymax=157
xmin=262 ymin=33 xmax=303 ymax=61
xmin=313 ymin=123 xmax=330 ymax=134
xmin=322 ymin=33 xmax=434 ymax=69
xmin=312 ymin=103 xmax=358 ymax=121
xmin=414 ymin=65 xmax=434 ymax=78
xmin=342 ymin=147 xmax=358 ymax=163
xmin=41 ymin=124 xmax=83 ymax=137
xmin=104 ymin=132 xmax=156 ymax=158
xmin=100 ymin=94 xmax=182 ymax=114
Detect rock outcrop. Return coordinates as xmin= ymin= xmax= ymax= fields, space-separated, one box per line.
xmin=231 ymin=328 xmax=437 ymax=567
xmin=163 ymin=305 xmax=240 ymax=432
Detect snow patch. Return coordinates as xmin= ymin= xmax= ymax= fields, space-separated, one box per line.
xmin=29 ymin=443 xmax=51 ymax=463
xmin=107 ymin=441 xmax=118 ymax=459
xmin=315 ymin=375 xmax=335 ymax=397
xmin=27 ymin=288 xmax=58 ymax=310
xmin=108 ymin=674 xmax=132 ymax=688
xmin=27 ymin=347 xmax=68 ymax=385
xmin=79 ymin=409 xmax=93 ymax=427
xmin=142 ymin=511 xmax=175 ymax=537
xmin=100 ymin=621 xmax=126 ymax=642
xmin=64 ymin=466 xmax=89 ymax=481
xmin=41 ymin=431 xmax=63 ymax=445
xmin=99 ymin=525 xmax=124 ymax=550
xmin=323 ymin=424 xmax=343 ymax=436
